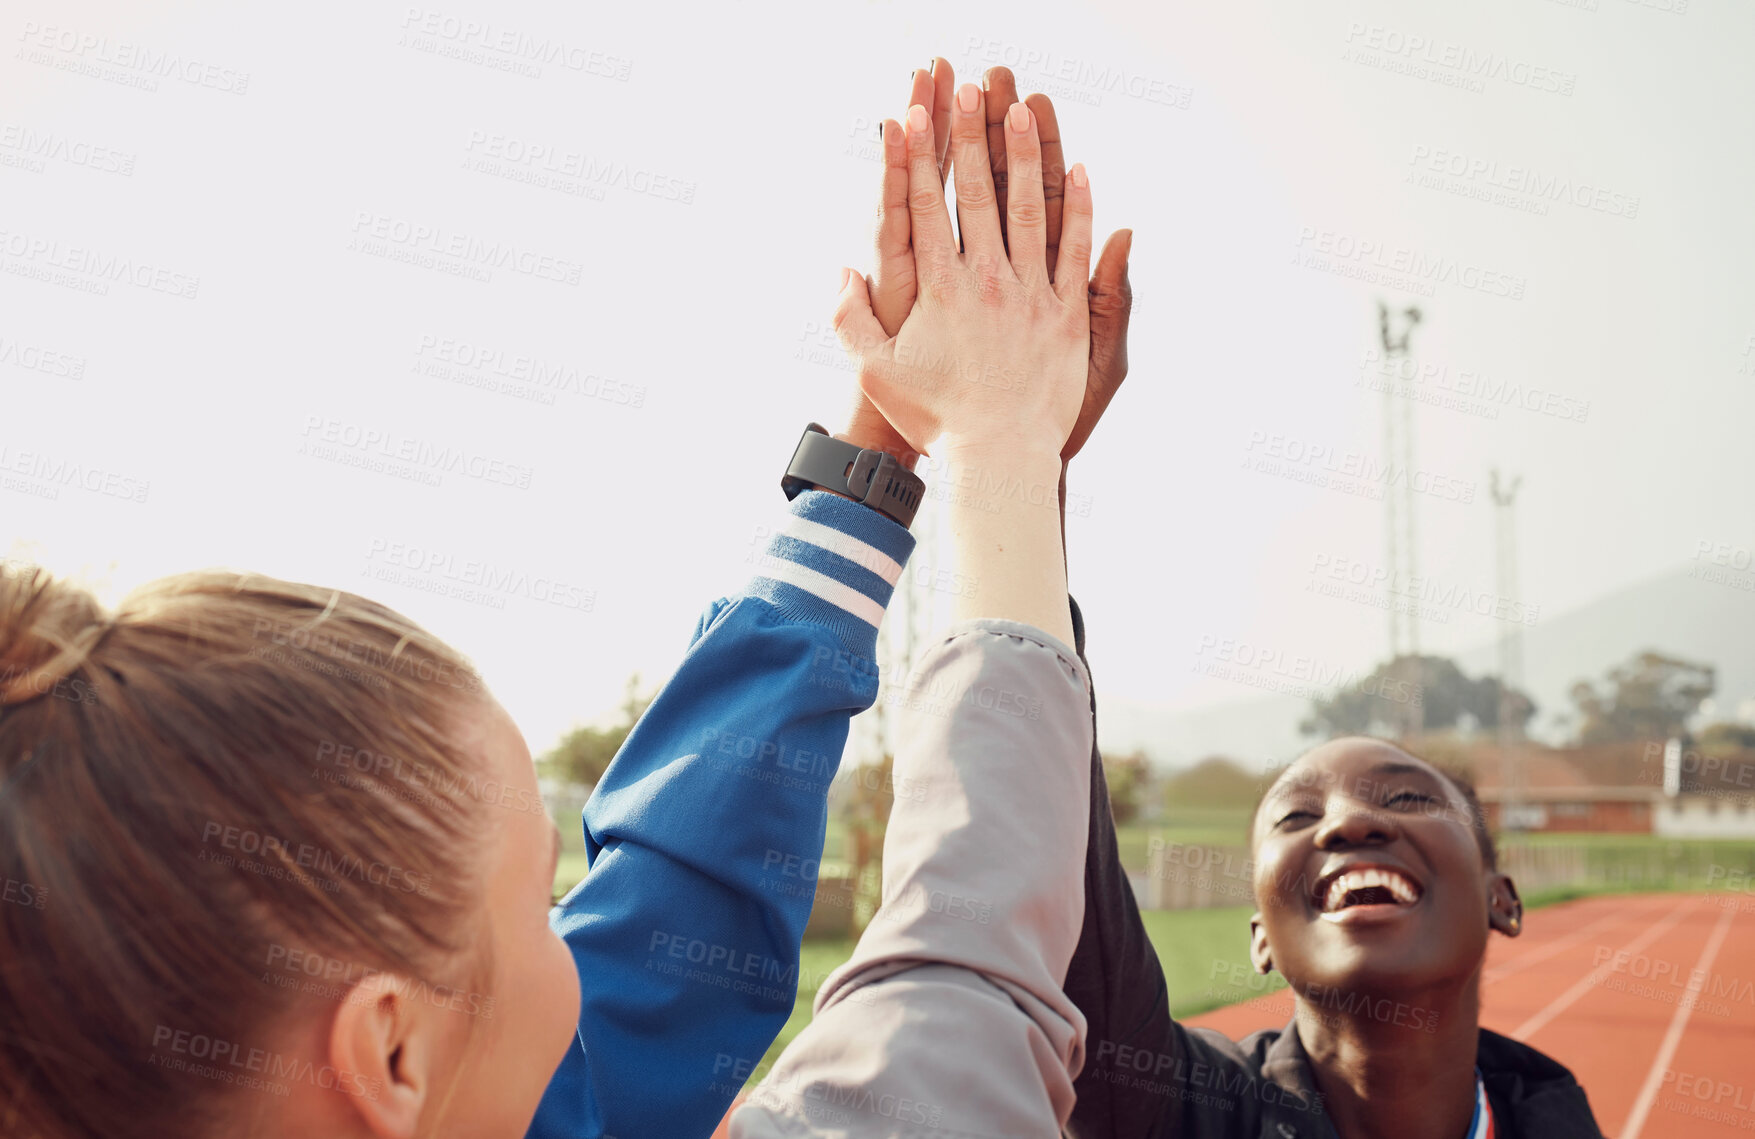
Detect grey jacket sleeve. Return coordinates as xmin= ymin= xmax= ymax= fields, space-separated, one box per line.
xmin=730 ymin=619 xmax=1095 ymax=1138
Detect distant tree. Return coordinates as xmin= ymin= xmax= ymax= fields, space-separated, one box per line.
xmin=540 ymin=673 xmax=653 ymax=788
xmin=834 ymin=755 xmax=902 ymax=935
xmin=1302 ymin=654 xmax=1533 ymax=739
xmin=1694 ymin=721 xmax=1755 ymax=756
xmin=837 ymin=755 xmax=901 ymax=834
xmin=1103 ymin=751 xmax=1153 ymax=826
xmin=1569 ymin=651 xmax=1715 ymax=745
xmin=1160 ymin=756 xmax=1263 ymax=811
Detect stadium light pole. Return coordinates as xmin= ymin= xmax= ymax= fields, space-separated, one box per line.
xmin=1491 ymin=468 xmax=1527 ymax=831
xmin=1378 ymin=301 xmax=1424 ymax=738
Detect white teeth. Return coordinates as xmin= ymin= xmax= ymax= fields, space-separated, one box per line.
xmin=1321 ymin=868 xmax=1419 ymax=910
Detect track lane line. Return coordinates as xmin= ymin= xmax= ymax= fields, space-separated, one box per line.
xmin=1507 ymin=895 xmax=1697 ymax=1042
xmin=1618 ymin=902 xmax=1738 ymax=1139
xmin=1483 ymin=903 xmax=1636 ymax=985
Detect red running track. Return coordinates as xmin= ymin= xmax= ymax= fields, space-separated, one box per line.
xmin=1187 ymin=892 xmax=1755 ymax=1138
xmin=712 ymin=893 xmax=1754 ymax=1137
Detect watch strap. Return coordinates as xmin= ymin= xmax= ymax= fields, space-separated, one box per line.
xmin=782 ymin=424 xmax=923 ymax=529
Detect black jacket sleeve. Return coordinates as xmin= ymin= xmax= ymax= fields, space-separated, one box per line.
xmin=1063 ymin=597 xmax=1181 ymax=1139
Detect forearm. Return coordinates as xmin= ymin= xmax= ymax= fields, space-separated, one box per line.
xmin=940 ymin=441 xmax=1074 ymax=647
xmin=531 ymin=491 xmax=914 ymax=1139
xmin=733 ymin=620 xmax=1094 ymax=1137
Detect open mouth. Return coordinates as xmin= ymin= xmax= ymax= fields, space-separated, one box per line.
xmin=1314 ymin=866 xmax=1423 ymax=914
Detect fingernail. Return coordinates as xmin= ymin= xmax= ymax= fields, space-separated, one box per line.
xmin=929 ymin=59 xmax=938 ymax=74
xmin=907 ymin=104 xmax=930 ymax=133
xmin=840 ymin=267 xmax=853 ymax=290
xmin=1008 ymin=103 xmax=1030 ymax=133
xmin=1070 ymin=163 xmax=1088 ymax=189
xmin=957 ymin=83 xmax=980 ymax=113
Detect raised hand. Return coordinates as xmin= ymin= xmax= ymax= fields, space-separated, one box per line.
xmin=833 ymin=87 xmax=1093 ymax=460
xmin=831 ymin=63 xmax=953 ymax=465
xmin=866 ymin=63 xmax=1134 ymax=464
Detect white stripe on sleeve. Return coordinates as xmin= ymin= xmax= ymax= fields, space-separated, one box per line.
xmin=755 ymin=559 xmax=886 ymax=628
xmin=779 ymin=516 xmax=904 ymax=586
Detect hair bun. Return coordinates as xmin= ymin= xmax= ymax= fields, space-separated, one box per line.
xmin=0 ymin=562 xmax=111 ymax=709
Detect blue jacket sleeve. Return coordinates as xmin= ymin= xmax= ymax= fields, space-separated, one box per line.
xmin=528 ymin=490 xmax=916 ymax=1139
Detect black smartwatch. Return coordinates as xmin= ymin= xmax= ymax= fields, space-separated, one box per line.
xmin=781 ymin=423 xmax=924 ymax=529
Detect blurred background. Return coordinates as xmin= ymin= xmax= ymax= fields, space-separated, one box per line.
xmin=5 ymin=0 xmax=1753 ymax=1115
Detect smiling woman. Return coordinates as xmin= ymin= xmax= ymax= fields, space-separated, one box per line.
xmin=1065 ymin=734 xmax=1607 ymax=1139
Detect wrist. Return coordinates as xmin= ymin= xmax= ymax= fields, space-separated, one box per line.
xmin=929 ymin=441 xmax=1065 ymax=518
xmin=936 ymin=436 xmax=1064 ymax=479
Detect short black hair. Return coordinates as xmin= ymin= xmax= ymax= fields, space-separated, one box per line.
xmin=1248 ymin=749 xmax=1497 ymax=871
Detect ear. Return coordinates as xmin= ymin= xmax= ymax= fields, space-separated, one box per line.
xmin=1487 ymin=872 xmax=1523 ymax=939
xmin=1249 ymin=911 xmax=1275 ymax=975
xmin=328 ymin=972 xmax=441 ymax=1138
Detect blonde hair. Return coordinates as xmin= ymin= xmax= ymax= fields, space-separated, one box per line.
xmin=0 ymin=563 xmax=498 ymax=1138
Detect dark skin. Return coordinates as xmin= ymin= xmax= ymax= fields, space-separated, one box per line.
xmin=837 ymin=59 xmax=1135 ymax=552
xmin=1249 ymin=738 xmax=1525 ymax=1139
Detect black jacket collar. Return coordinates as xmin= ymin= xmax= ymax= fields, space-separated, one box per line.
xmin=1251 ymin=1021 xmax=1606 ymax=1139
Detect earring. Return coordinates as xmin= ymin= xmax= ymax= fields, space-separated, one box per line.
xmin=1508 ymin=914 xmax=1521 ymax=933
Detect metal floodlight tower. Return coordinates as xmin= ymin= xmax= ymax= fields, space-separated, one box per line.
xmin=1378 ymin=301 xmax=1424 ymax=737
xmin=1490 ymin=468 xmax=1528 ymax=830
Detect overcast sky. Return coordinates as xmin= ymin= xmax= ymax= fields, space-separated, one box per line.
xmin=5 ymin=0 xmax=1751 ymax=760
